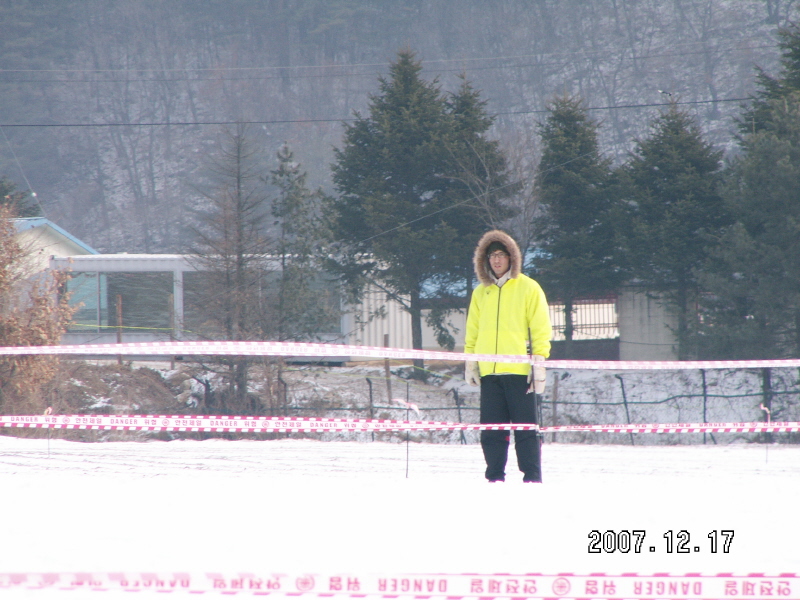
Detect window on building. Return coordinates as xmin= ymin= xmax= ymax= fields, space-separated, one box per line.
xmin=65 ymin=272 xmax=108 ymax=333
xmin=107 ymin=272 xmax=173 ymax=334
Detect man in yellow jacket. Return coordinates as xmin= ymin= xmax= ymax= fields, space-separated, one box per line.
xmin=464 ymin=230 xmax=552 ymax=482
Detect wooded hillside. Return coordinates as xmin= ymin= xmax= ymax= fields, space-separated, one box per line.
xmin=0 ymin=1 xmax=792 ymax=252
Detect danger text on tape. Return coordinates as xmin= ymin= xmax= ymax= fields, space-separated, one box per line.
xmin=2 ymin=414 xmax=799 ymax=433
xmin=0 ymin=571 xmax=796 ymax=598
xmin=1 ymin=339 xmax=800 ymax=370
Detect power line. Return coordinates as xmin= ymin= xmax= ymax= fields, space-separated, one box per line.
xmin=0 ymin=42 xmax=775 ymax=85
xmin=0 ymin=96 xmax=753 ymax=129
xmin=0 ymin=35 xmax=773 ymax=76
xmin=0 ymin=118 xmax=345 ymax=128
xmin=508 ymin=96 xmax=751 ymax=115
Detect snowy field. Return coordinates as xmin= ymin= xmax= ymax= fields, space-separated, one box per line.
xmin=1 ymin=434 xmax=799 ymax=598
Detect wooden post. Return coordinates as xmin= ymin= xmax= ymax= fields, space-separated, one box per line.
xmin=551 ymin=376 xmax=558 ymax=443
xmin=762 ymin=367 xmax=773 ymax=445
xmin=383 ymin=333 xmax=393 ymax=402
xmin=116 ymin=294 xmax=123 ymax=365
xmin=615 ymin=374 xmax=635 ymax=446
xmin=169 ymin=293 xmax=175 ymax=370
xmin=366 ymin=377 xmax=375 ymax=442
xmin=701 ymin=369 xmax=708 ymax=444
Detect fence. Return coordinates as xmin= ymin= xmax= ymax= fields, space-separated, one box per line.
xmin=277 ymin=364 xmax=800 ymax=445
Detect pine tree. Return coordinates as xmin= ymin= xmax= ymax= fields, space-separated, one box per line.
xmin=0 ymin=177 xmax=41 ymax=218
xmin=740 ymin=25 xmax=800 ymax=136
xmin=442 ymin=74 xmax=515 ymax=292
xmin=330 ymin=50 xmax=511 ymax=371
xmin=619 ymin=102 xmax=727 ymax=358
xmin=424 ymin=75 xmax=515 ymax=350
xmin=535 ymin=95 xmax=621 ymax=358
xmin=269 ymin=143 xmax=338 ymax=342
xmin=693 ymin=93 xmax=800 ymax=358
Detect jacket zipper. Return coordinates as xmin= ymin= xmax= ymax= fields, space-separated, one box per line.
xmin=493 ymin=285 xmax=502 ymax=374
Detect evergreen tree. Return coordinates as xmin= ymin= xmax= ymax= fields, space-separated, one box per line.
xmin=442 ymin=75 xmax=515 ymax=291
xmin=329 ymin=50 xmax=511 ymax=372
xmin=424 ymin=75 xmax=515 ymax=349
xmin=693 ymin=93 xmax=800 ymax=358
xmin=0 ymin=177 xmax=41 ymax=218
xmin=269 ymin=143 xmax=338 ymax=342
xmin=740 ymin=25 xmax=800 ymax=135
xmin=619 ymin=102 xmax=727 ymax=358
xmin=534 ymin=95 xmax=621 ymax=358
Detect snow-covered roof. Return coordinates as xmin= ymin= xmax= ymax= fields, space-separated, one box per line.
xmin=12 ymin=217 xmax=98 ymax=255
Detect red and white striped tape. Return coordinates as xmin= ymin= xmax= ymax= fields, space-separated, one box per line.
xmin=2 ymin=339 xmax=800 ymax=370
xmin=0 ymin=414 xmax=528 ymax=433
xmin=2 ymin=414 xmax=798 ymax=433
xmin=543 ymin=421 xmax=800 ymax=433
xmin=0 ymin=571 xmax=796 ymax=598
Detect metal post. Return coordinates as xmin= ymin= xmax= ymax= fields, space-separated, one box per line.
xmin=366 ymin=377 xmax=375 ymax=442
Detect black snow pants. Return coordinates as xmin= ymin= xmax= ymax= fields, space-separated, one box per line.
xmin=479 ymin=373 xmax=541 ymax=482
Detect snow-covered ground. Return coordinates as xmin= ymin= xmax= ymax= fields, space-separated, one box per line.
xmin=1 ymin=434 xmax=798 ymax=598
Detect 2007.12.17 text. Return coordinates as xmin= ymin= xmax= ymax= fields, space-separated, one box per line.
xmin=588 ymin=530 xmax=734 ymax=554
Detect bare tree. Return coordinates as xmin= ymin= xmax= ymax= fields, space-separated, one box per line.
xmin=495 ymin=128 xmax=543 ymax=266
xmin=188 ymin=124 xmax=273 ymax=413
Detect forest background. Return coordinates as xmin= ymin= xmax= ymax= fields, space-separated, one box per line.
xmin=2 ymin=1 xmax=800 ymax=365
xmin=0 ymin=0 xmax=792 ymax=251
xmin=2 ymin=0 xmax=800 ymax=424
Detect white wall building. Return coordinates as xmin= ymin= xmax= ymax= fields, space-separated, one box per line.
xmin=13 ymin=217 xmax=98 ymax=273
xmin=617 ymin=286 xmax=679 ymax=360
xmin=27 ymin=225 xmax=678 ymax=360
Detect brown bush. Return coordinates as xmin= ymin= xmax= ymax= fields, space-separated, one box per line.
xmin=0 ymin=206 xmax=76 ymax=415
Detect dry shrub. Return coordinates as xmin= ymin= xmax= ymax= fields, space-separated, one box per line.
xmin=0 ymin=206 xmax=76 ymax=415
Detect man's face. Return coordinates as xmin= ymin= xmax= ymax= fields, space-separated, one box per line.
xmin=489 ymin=250 xmax=510 ymax=278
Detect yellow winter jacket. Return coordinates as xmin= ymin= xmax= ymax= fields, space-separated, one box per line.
xmin=464 ymin=273 xmax=552 ymax=376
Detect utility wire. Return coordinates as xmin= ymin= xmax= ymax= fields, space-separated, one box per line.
xmin=0 ymin=36 xmax=773 ymax=75
xmin=0 ymin=96 xmax=753 ymax=129
xmin=0 ymin=44 xmax=775 ymax=84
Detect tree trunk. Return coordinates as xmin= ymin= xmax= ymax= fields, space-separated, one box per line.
xmin=563 ymin=298 xmax=574 ymax=359
xmin=795 ymin=309 xmax=800 ymax=357
xmin=676 ymin=283 xmax=688 ymax=360
xmin=234 ymin=358 xmax=249 ymax=409
xmin=409 ymin=288 xmax=426 ymax=380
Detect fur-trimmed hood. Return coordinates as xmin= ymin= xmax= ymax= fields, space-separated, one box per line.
xmin=473 ymin=230 xmax=523 ymax=287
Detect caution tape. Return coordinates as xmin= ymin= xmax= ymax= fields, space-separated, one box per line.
xmin=1 ymin=339 xmax=800 ymax=370
xmin=0 ymin=414 xmax=536 ymax=432
xmin=543 ymin=421 xmax=800 ymax=433
xmin=0 ymin=571 xmax=796 ymax=598
xmin=2 ymin=414 xmax=798 ymax=433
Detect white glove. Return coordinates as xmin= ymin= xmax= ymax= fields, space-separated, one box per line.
xmin=465 ymin=360 xmax=481 ymax=387
xmin=527 ymin=355 xmax=546 ymax=394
